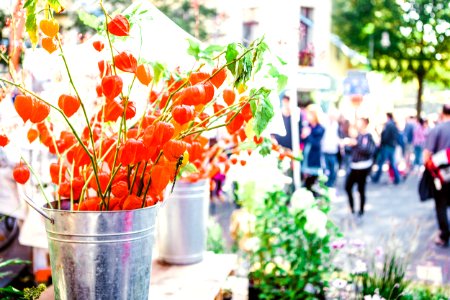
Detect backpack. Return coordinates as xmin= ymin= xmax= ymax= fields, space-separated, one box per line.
xmin=425 ymin=148 xmax=450 ymax=186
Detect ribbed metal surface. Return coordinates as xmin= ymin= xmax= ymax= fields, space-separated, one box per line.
xmin=157 ymin=180 xmax=209 ymax=265
xmin=42 ymin=201 xmax=158 ymax=300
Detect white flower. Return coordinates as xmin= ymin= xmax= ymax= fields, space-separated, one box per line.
xmin=304 ymin=208 xmax=328 ymax=238
xmin=291 ymin=188 xmax=316 ymax=211
xmin=273 ymin=256 xmax=291 ymax=273
xmin=264 ymin=262 xmax=276 ymax=274
xmin=332 ymin=279 xmax=348 ymax=289
xmin=242 ymin=237 xmax=260 ymax=252
xmin=353 ymin=259 xmax=368 ymax=274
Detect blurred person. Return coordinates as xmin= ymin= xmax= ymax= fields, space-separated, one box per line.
xmin=345 ymin=118 xmax=376 ymax=217
xmin=372 ymin=112 xmax=401 ymax=184
xmin=338 ymin=116 xmax=352 ymax=173
xmin=412 ymin=117 xmax=427 ymax=170
xmin=423 ymin=104 xmax=450 ymax=247
xmin=273 ymin=95 xmax=293 ymax=150
xmin=301 ymin=104 xmax=325 ymax=191
xmin=404 ymin=116 xmax=415 ymax=167
xmin=322 ymin=108 xmax=340 ymax=187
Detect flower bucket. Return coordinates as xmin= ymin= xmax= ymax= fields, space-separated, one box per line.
xmin=41 ymin=200 xmax=158 ymax=300
xmin=157 ymin=179 xmax=209 ymax=265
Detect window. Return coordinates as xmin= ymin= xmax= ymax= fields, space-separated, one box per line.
xmin=299 ymin=7 xmax=314 ymax=66
xmin=299 ymin=7 xmax=313 ymax=51
xmin=243 ymin=7 xmax=259 ymax=47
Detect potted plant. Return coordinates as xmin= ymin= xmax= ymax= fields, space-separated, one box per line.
xmin=243 ymin=186 xmax=337 ymax=300
xmin=157 ymin=140 xmax=234 ymax=265
xmin=0 ymin=1 xmax=277 ymax=298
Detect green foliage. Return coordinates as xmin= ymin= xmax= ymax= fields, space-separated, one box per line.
xmin=0 ymin=259 xmax=30 ymax=279
xmin=333 ymin=0 xmax=450 ymax=114
xmin=0 ymin=259 xmax=38 ymax=300
xmin=268 ymin=64 xmax=288 ymax=93
xmin=24 ymin=0 xmax=38 ymax=46
xmin=207 ymin=218 xmax=226 ymax=254
xmin=23 ymin=284 xmax=46 ymax=300
xmin=74 ymin=11 xmax=102 ymax=34
xmin=403 ymin=285 xmax=450 ymax=300
xmin=186 ymin=39 xmax=225 ymax=64
xmin=358 ymin=253 xmax=410 ymax=300
xmin=248 ymin=189 xmax=336 ymax=299
xmin=250 ymin=88 xmax=274 ymax=137
xmin=0 ymin=286 xmax=24 ymax=299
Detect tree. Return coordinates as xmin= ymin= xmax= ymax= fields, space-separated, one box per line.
xmin=333 ymin=0 xmax=450 ymax=117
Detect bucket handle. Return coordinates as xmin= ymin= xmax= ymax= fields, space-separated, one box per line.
xmin=24 ymin=194 xmax=54 ymax=224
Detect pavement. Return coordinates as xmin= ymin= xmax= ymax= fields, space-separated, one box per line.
xmin=210 ymin=168 xmax=450 ymax=285
xmin=330 ymin=170 xmax=450 ymax=285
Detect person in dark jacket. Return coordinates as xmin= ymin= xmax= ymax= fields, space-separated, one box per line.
xmin=301 ymin=104 xmax=325 ymax=191
xmin=345 ymin=118 xmax=376 ymax=217
xmin=423 ymin=104 xmax=450 ymax=247
xmin=372 ymin=112 xmax=401 ymax=184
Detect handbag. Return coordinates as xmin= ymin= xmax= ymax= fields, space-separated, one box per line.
xmin=418 ymin=169 xmax=435 ymax=201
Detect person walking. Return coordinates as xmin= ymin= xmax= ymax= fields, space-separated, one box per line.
xmin=404 ymin=116 xmax=415 ymax=168
xmin=372 ymin=112 xmax=401 ymax=184
xmin=322 ymin=109 xmax=340 ymax=187
xmin=345 ymin=118 xmax=376 ymax=218
xmin=423 ymin=104 xmax=450 ymax=247
xmin=412 ymin=118 xmax=427 ymax=170
xmin=301 ymin=104 xmax=325 ymax=191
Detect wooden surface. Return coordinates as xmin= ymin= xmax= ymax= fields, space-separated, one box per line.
xmin=149 ymin=253 xmax=236 ymax=299
xmin=39 ymin=253 xmax=237 ymax=300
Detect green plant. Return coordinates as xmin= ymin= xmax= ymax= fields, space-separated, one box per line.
xmin=207 ymin=218 xmax=226 ymax=254
xmin=248 ymin=187 xmax=337 ymax=299
xmin=0 ymin=259 xmax=46 ymax=300
xmin=404 ymin=284 xmax=450 ymax=300
xmin=359 ymin=253 xmax=410 ymax=300
xmin=0 ymin=259 xmax=30 ymax=279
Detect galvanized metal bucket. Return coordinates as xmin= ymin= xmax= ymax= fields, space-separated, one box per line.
xmin=41 ymin=200 xmax=158 ymax=300
xmin=157 ymin=179 xmax=209 ymax=265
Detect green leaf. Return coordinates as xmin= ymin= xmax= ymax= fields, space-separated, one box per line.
xmin=225 ymin=43 xmax=239 ymax=75
xmin=25 ymin=0 xmax=38 ymax=47
xmin=268 ymin=64 xmax=288 ymax=92
xmin=47 ymin=0 xmax=64 ymax=13
xmin=234 ymin=52 xmax=253 ymax=87
xmin=276 ymin=56 xmax=287 ymax=66
xmin=253 ymin=40 xmax=269 ymax=74
xmin=251 ymin=88 xmax=274 ymax=136
xmin=203 ymin=44 xmax=225 ymax=55
xmin=187 ymin=38 xmax=201 ymax=60
xmin=179 ymin=163 xmax=198 ymax=177
xmin=23 ymin=0 xmax=34 ymax=9
xmin=0 ymin=286 xmax=23 ymax=297
xmin=77 ymin=11 xmax=101 ymax=30
xmin=152 ymin=62 xmax=165 ymax=84
xmin=250 ymin=101 xmax=257 ymax=116
xmin=0 ymin=259 xmax=30 ymax=269
xmin=277 ymin=74 xmax=288 ymax=92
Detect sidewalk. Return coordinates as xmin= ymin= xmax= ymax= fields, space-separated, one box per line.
xmin=330 ymin=171 xmax=450 ymax=284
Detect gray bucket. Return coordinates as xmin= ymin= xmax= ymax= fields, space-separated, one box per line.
xmin=157 ymin=179 xmax=209 ymax=265
xmin=41 ymin=200 xmax=158 ymax=300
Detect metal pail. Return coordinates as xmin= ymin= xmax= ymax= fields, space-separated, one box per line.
xmin=42 ymin=200 xmax=158 ymax=300
xmin=157 ymin=179 xmax=209 ymax=265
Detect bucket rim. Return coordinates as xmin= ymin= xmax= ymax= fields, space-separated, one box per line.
xmin=42 ymin=200 xmax=160 ymax=214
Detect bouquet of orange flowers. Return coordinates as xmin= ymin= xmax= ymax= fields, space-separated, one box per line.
xmin=0 ymin=0 xmax=277 ymax=212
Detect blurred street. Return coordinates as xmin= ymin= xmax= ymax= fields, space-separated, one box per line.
xmin=211 ymin=170 xmax=450 ymax=285
xmin=330 ymin=171 xmax=450 ymax=284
